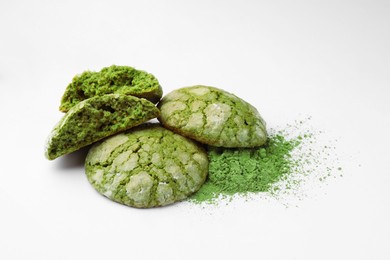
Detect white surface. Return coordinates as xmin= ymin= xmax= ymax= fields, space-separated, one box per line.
xmin=1 ymin=0 xmax=389 ymax=259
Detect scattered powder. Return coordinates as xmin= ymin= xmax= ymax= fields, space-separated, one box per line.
xmin=189 ymin=118 xmax=342 ymax=205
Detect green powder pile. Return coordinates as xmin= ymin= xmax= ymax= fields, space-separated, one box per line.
xmin=190 ymin=134 xmax=301 ymax=203
xmin=189 ymin=119 xmax=342 ymax=204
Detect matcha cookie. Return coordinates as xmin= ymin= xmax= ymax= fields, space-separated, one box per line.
xmin=45 ymin=94 xmax=159 ymax=160
xmin=85 ymin=124 xmax=208 ymax=208
xmin=157 ymin=85 xmax=267 ymax=148
xmin=60 ymin=65 xmax=163 ymax=112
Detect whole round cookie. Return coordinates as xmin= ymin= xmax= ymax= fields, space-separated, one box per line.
xmin=157 ymin=85 xmax=267 ymax=148
xmin=85 ymin=124 xmax=209 ymax=208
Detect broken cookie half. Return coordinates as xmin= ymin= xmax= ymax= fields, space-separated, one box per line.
xmin=45 ymin=94 xmax=160 ymax=160
xmin=59 ymin=65 xmax=163 ymax=112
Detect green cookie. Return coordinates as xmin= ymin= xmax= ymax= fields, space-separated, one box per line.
xmin=85 ymin=124 xmax=209 ymax=208
xmin=45 ymin=94 xmax=159 ymax=160
xmin=60 ymin=65 xmax=163 ymax=112
xmin=157 ymin=85 xmax=267 ymax=148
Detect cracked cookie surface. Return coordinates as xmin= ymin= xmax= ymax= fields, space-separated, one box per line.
xmin=60 ymin=65 xmax=163 ymax=112
xmin=158 ymin=85 xmax=267 ymax=147
xmin=85 ymin=124 xmax=209 ymax=208
xmin=45 ymin=94 xmax=159 ymax=160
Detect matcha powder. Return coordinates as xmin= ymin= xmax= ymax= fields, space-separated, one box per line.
xmin=190 ymin=135 xmax=299 ymax=203
xmin=190 ymin=120 xmax=342 ymax=204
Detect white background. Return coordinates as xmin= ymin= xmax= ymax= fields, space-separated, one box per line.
xmin=1 ymin=0 xmax=389 ymax=259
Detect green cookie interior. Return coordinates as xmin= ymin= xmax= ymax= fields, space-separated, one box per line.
xmin=46 ymin=94 xmax=160 ymax=160
xmin=85 ymin=124 xmax=209 ymax=208
xmin=157 ymin=85 xmax=267 ymax=148
xmin=60 ymin=65 xmax=163 ymax=112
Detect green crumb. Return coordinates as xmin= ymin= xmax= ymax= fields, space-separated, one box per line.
xmin=60 ymin=65 xmax=163 ymax=112
xmin=190 ymin=134 xmax=300 ymax=203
